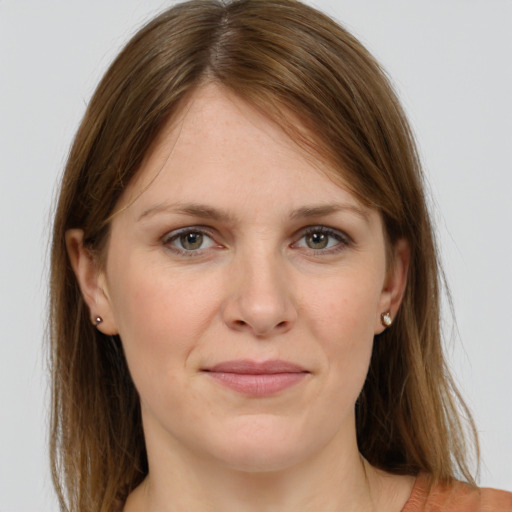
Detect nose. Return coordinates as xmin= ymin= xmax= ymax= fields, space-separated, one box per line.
xmin=221 ymin=249 xmax=297 ymax=338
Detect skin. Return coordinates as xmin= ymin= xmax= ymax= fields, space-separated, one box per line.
xmin=67 ymin=83 xmax=413 ymax=511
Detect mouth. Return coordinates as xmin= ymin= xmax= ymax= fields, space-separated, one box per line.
xmin=202 ymin=359 xmax=309 ymax=396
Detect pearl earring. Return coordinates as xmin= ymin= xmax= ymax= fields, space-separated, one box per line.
xmin=381 ymin=312 xmax=392 ymax=328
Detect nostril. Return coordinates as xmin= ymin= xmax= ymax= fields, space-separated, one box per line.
xmin=234 ymin=320 xmax=246 ymax=327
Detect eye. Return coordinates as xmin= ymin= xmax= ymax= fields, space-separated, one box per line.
xmin=293 ymin=226 xmax=349 ymax=253
xmin=304 ymin=231 xmax=331 ymax=250
xmin=163 ymin=228 xmax=218 ymax=254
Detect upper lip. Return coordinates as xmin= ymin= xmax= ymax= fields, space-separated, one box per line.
xmin=205 ymin=359 xmax=308 ymax=374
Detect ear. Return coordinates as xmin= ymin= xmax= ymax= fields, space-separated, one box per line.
xmin=374 ymin=238 xmax=410 ymax=334
xmin=65 ymin=229 xmax=118 ymax=335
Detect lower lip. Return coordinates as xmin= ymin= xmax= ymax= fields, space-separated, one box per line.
xmin=206 ymin=372 xmax=307 ymax=396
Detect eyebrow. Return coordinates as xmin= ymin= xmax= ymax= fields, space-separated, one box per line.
xmin=137 ymin=202 xmax=369 ymax=223
xmin=289 ymin=204 xmax=369 ymax=223
xmin=138 ymin=202 xmax=234 ymax=223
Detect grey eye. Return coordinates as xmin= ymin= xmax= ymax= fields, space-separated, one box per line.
xmin=305 ymin=232 xmax=329 ymax=250
xmin=165 ymin=229 xmax=217 ymax=253
xmin=295 ymin=228 xmax=346 ymax=251
xmin=179 ymin=232 xmax=204 ymax=250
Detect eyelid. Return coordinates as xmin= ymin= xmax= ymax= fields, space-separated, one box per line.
xmin=162 ymin=225 xmax=214 ymax=242
xmin=160 ymin=224 xmax=352 ymax=257
xmin=162 ymin=226 xmax=221 ymax=256
xmin=292 ymin=225 xmax=352 ymax=253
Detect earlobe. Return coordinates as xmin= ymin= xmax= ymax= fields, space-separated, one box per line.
xmin=374 ymin=238 xmax=410 ymax=334
xmin=65 ymin=229 xmax=118 ymax=335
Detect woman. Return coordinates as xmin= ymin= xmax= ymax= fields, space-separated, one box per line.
xmin=49 ymin=0 xmax=512 ymax=511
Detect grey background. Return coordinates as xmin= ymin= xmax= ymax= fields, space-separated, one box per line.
xmin=1 ymin=1 xmax=511 ymax=510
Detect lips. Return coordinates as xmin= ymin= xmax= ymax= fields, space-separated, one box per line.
xmin=203 ymin=359 xmax=309 ymax=396
xmin=208 ymin=359 xmax=307 ymax=374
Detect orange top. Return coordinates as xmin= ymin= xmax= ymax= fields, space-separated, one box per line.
xmin=402 ymin=473 xmax=512 ymax=512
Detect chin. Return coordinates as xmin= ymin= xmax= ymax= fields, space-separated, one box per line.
xmin=204 ymin=414 xmax=320 ymax=473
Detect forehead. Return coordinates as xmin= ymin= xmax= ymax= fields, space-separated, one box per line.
xmin=116 ymin=83 xmax=370 ymax=219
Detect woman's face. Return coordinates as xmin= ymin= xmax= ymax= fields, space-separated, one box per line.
xmin=70 ymin=83 xmax=408 ymax=472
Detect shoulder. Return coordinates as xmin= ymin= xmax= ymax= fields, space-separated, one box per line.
xmin=402 ymin=473 xmax=512 ymax=512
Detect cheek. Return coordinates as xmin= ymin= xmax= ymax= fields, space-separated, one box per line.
xmin=107 ymin=258 xmax=222 ymax=375
xmin=107 ymin=264 xmax=225 ymax=421
xmin=303 ymin=270 xmax=382 ymax=390
xmin=305 ymin=267 xmax=382 ymax=343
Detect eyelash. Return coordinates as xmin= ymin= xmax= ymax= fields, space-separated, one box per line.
xmin=162 ymin=226 xmax=218 ymax=257
xmin=162 ymin=225 xmax=351 ymax=257
xmin=293 ymin=226 xmax=351 ymax=254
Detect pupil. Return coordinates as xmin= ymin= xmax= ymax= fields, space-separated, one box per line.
xmin=307 ymin=232 xmax=327 ymax=249
xmin=181 ymin=232 xmax=203 ymax=250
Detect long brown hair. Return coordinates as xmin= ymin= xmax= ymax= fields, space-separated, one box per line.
xmin=49 ymin=0 xmax=478 ymax=510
